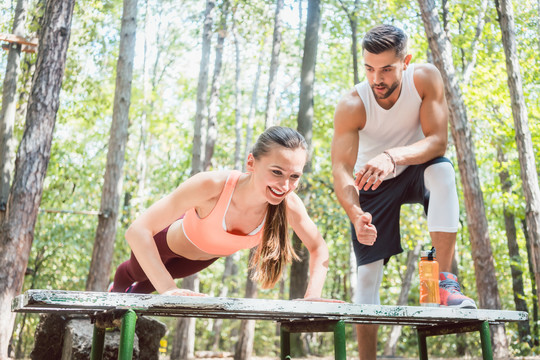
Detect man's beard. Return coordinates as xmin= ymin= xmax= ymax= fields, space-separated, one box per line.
xmin=370 ymin=80 xmax=399 ymax=100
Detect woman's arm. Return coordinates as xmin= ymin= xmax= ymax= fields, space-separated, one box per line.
xmin=124 ymin=171 xmax=227 ymax=294
xmin=286 ymin=192 xmax=329 ymax=299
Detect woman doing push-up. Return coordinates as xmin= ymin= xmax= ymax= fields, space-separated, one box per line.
xmin=110 ymin=126 xmax=330 ymax=299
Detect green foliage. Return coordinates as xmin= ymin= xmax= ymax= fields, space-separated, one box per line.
xmin=4 ymin=0 xmax=540 ymax=357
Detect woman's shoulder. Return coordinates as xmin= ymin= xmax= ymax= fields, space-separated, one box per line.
xmin=184 ymin=170 xmax=234 ymax=197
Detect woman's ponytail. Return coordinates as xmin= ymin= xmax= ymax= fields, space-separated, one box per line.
xmin=249 ymin=200 xmax=299 ymax=289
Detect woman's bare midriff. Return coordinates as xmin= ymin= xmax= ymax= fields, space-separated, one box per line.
xmin=166 ymin=218 xmax=224 ymax=260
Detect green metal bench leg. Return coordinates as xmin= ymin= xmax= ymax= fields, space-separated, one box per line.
xmin=118 ymin=309 xmax=137 ymax=360
xmin=90 ymin=325 xmax=106 ymax=360
xmin=333 ymin=320 xmax=346 ymax=360
xmin=417 ymin=331 xmax=428 ymax=360
xmin=479 ymin=321 xmax=493 ymax=360
xmin=280 ymin=327 xmax=291 ymax=360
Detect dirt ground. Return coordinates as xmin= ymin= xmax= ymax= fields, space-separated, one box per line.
xmin=158 ymin=354 xmax=540 ymax=360
xmin=152 ymin=349 xmax=540 ymax=360
xmin=268 ymin=358 xmax=540 ymax=360
xmin=234 ymin=358 xmax=539 ymax=360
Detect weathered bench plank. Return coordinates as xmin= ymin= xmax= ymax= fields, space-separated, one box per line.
xmin=12 ymin=290 xmax=528 ymax=360
xmin=12 ymin=289 xmax=527 ymax=326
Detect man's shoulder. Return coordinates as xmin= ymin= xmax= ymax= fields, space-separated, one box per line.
xmin=414 ymin=63 xmax=441 ymax=81
xmin=412 ymin=63 xmax=441 ymax=78
xmin=412 ymin=63 xmax=444 ymax=97
xmin=336 ymin=87 xmax=365 ymax=114
xmin=334 ymin=87 xmax=366 ymax=130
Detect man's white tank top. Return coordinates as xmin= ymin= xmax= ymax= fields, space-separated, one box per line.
xmin=354 ymin=64 xmax=424 ymax=178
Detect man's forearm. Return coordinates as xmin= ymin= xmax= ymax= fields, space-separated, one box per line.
xmin=333 ymin=172 xmax=363 ymax=222
xmin=386 ymin=136 xmax=446 ymax=167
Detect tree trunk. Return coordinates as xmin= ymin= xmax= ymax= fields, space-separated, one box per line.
xmin=537 ymin=0 xmax=540 ymax=53
xmin=209 ymin=254 xmax=238 ymax=351
xmin=349 ymin=240 xmax=357 ymax=302
xmin=264 ymin=0 xmax=284 ymax=129
xmin=15 ymin=1 xmax=43 ymax=125
xmin=232 ymin=25 xmax=243 ymax=171
xmin=350 ymin=1 xmax=359 ymax=85
xmin=136 ymin=2 xmax=173 ymax=212
xmin=0 ymin=0 xmax=27 ymax=216
xmin=13 ymin=246 xmax=49 ymax=358
xmin=173 ymin=1 xmax=216 ymax=354
xmin=0 ymin=0 xmax=75 ymax=357
xmin=86 ymin=0 xmax=138 ymax=292
xmin=191 ymin=0 xmax=215 ymax=175
xmin=243 ymin=40 xmax=265 ymax=171
xmin=383 ymin=243 xmax=421 ymax=356
xmin=523 ymin=220 xmax=540 ymax=345
xmin=15 ymin=54 xmax=36 ymax=126
xmin=135 ymin=0 xmax=151 ymax=214
xmin=289 ymin=232 xmax=311 ymax=356
xmin=441 ymin=0 xmax=450 ymax=33
xmin=298 ymin=0 xmax=303 ymax=58
xmin=171 ymin=275 xmax=199 ymax=359
xmin=135 ymin=114 xmax=148 ymax=214
xmin=296 ymin=0 xmax=319 ymax=174
xmin=234 ymin=29 xmax=260 ymax=348
xmin=234 ymin=318 xmax=256 ymax=360
xmin=234 ymin=249 xmax=258 ymax=360
xmin=497 ymin=146 xmax=531 ymax=343
xmin=495 ymin=0 xmax=540 ymax=310
xmin=416 ymin=0 xmax=508 ymax=356
xmin=289 ymin=0 xmax=320 ymax=356
xmin=338 ymin=0 xmax=360 ymax=85
xmin=462 ymin=0 xmax=488 ymax=84
xmin=204 ymin=0 xmax=229 ymax=171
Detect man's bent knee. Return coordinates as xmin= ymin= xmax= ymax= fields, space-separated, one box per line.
xmin=355 ymin=259 xmax=384 ymax=304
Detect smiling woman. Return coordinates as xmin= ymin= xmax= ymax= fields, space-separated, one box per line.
xmin=110 ymin=126 xmax=332 ymax=300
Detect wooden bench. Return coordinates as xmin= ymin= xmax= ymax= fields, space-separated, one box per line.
xmin=12 ymin=289 xmax=527 ymax=360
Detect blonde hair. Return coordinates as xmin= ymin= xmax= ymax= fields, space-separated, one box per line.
xmin=249 ymin=126 xmax=306 ymax=288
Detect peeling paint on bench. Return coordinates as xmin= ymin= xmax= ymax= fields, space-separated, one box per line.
xmin=12 ymin=289 xmax=528 ymax=327
xmin=12 ymin=290 xmax=529 ymax=360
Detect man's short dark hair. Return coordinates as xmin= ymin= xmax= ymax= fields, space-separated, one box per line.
xmin=362 ymin=24 xmax=408 ymax=59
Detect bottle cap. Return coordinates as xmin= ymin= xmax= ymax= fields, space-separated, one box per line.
xmin=421 ymin=247 xmax=436 ymax=260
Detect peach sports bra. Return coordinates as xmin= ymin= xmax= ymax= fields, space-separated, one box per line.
xmin=181 ymin=170 xmax=265 ymax=256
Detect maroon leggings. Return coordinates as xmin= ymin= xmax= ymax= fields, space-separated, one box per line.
xmin=112 ymin=224 xmax=218 ymax=293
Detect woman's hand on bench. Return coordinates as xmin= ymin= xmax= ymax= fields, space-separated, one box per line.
xmin=294 ymin=297 xmax=345 ymax=303
xmin=161 ymin=288 xmax=208 ymax=297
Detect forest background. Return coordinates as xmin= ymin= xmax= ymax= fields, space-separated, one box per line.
xmin=1 ymin=0 xmax=539 ymax=359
